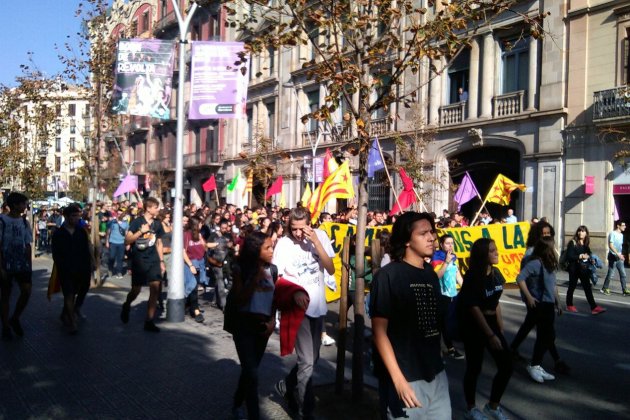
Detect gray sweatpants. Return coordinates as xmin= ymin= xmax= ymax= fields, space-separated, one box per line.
xmin=285 ymin=315 xmax=324 ymax=418
xmin=380 ymin=370 xmax=451 ymax=420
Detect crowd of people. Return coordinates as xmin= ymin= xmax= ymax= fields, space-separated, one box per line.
xmin=1 ymin=191 xmax=627 ymax=420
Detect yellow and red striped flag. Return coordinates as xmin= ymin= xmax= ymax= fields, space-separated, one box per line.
xmin=308 ymin=160 xmax=354 ymax=223
xmin=485 ymin=174 xmax=526 ymax=206
xmin=242 ymin=170 xmax=253 ymax=198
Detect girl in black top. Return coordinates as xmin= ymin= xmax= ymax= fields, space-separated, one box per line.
xmin=458 ymin=238 xmax=513 ymax=420
xmin=565 ymin=225 xmax=605 ymax=314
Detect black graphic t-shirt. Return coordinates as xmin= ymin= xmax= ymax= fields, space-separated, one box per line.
xmin=369 ymin=260 xmax=443 ymax=383
xmin=459 ymin=267 xmax=505 ymax=313
xmin=128 ymin=216 xmax=164 ymax=268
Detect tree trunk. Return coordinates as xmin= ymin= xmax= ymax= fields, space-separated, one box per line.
xmin=91 ymin=81 xmax=102 ymax=287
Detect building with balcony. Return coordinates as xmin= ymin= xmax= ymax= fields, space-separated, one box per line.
xmin=565 ymin=0 xmax=630 ymax=251
xmin=103 ymin=0 xmax=226 ymax=204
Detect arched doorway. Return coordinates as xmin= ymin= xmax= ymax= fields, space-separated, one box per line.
xmin=450 ymin=146 xmax=522 ymax=222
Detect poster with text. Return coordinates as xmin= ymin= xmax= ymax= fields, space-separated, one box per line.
xmin=111 ymin=39 xmax=176 ymax=120
xmin=189 ymin=41 xmax=248 ymax=120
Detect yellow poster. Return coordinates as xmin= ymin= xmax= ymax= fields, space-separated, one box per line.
xmin=319 ymin=221 xmax=530 ymax=302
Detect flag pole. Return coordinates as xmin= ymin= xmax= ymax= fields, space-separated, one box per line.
xmin=471 ymin=174 xmax=499 ymax=225
xmin=466 ymin=171 xmax=490 ymax=215
xmin=214 ymin=189 xmax=220 ymax=207
xmin=375 ymin=138 xmax=402 ymax=213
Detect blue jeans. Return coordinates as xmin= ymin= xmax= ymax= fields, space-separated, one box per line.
xmin=603 ymin=257 xmax=627 ymax=291
xmin=108 ymin=243 xmax=125 ymax=276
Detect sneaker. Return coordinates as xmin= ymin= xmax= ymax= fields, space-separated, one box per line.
xmin=143 ymin=320 xmax=160 ymax=333
xmin=483 ymin=403 xmax=510 ymax=420
xmin=600 ymin=288 xmax=611 ymax=295
xmin=591 ymin=306 xmax=606 ymax=315
xmin=554 ymin=360 xmax=571 ymax=374
xmin=566 ymin=306 xmax=578 ymax=313
xmin=275 ymin=379 xmax=298 ymax=412
xmin=322 ymin=333 xmax=336 ymax=346
xmin=274 ymin=379 xmax=287 ymax=398
xmin=448 ymin=348 xmax=465 ymax=360
xmin=2 ymin=327 xmax=12 ymax=341
xmin=194 ymin=313 xmax=204 ymax=323
xmin=526 ymin=365 xmax=544 ymax=383
xmin=465 ymin=406 xmax=489 ymax=420
xmin=536 ymin=365 xmax=555 ymax=381
xmin=623 ymin=289 xmax=630 ymax=296
xmin=9 ymin=318 xmax=24 ymax=337
xmin=120 ymin=302 xmax=131 ymax=324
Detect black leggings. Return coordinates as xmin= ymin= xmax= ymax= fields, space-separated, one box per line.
xmin=439 ymin=295 xmax=454 ymax=349
xmin=511 ymin=304 xmax=560 ymax=362
xmin=233 ymin=330 xmax=270 ymax=420
xmin=566 ymin=265 xmax=596 ymax=309
xmin=463 ymin=316 xmax=513 ymax=406
xmin=530 ymin=303 xmax=556 ymax=366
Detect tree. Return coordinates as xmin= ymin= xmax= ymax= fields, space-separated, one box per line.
xmin=0 ymin=69 xmax=62 ymax=200
xmin=240 ymin=122 xmax=277 ymax=206
xmin=224 ymin=0 xmax=548 ymax=399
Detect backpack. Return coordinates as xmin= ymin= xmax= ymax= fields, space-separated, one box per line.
xmin=224 ymin=264 xmax=278 ymax=334
xmin=0 ymin=216 xmax=31 ymax=274
xmin=558 ymin=240 xmax=574 ymax=272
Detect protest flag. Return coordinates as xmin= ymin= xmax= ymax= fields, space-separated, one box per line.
xmin=202 ymin=174 xmax=217 ymax=192
xmin=227 ymin=170 xmax=241 ymax=192
xmin=472 ymin=174 xmax=526 ymax=225
xmin=453 ymin=171 xmax=481 ymax=210
xmin=266 ymin=175 xmax=284 ymax=198
xmin=323 ymin=149 xmax=339 ymax=179
xmin=301 ymin=184 xmax=312 ymax=206
xmin=390 ymin=168 xmax=417 ymax=215
xmin=308 ymin=161 xmax=354 ymax=223
xmin=367 ymin=139 xmax=385 ymax=177
xmin=113 ymin=175 xmax=138 ymax=197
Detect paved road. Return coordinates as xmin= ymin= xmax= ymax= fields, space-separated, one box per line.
xmin=1 ymin=258 xmax=629 ymax=419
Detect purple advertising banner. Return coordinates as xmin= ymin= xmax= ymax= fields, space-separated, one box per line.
xmin=189 ymin=41 xmax=248 ymax=120
xmin=313 ymin=157 xmax=324 ymax=183
xmin=111 ymin=39 xmax=176 ymax=120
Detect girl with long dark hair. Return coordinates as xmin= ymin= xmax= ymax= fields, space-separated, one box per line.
xmin=458 ymin=238 xmax=512 ymax=420
xmin=565 ymin=226 xmax=605 ymax=315
xmin=515 ymin=237 xmax=564 ymax=383
xmin=183 ymin=216 xmax=207 ymax=323
xmin=229 ymin=231 xmax=277 ymax=420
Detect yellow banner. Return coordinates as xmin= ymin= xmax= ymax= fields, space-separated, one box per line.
xmin=320 ymin=221 xmax=530 ymax=302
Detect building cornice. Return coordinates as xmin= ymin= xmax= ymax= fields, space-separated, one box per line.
xmin=566 ymin=0 xmax=630 ymax=19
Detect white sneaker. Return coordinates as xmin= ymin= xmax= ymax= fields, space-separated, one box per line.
xmin=535 ymin=365 xmax=556 ymax=381
xmin=322 ymin=333 xmax=336 ymax=346
xmin=483 ymin=404 xmax=510 ymax=420
xmin=526 ymin=365 xmax=544 ymax=383
xmin=465 ymin=407 xmax=489 ymax=420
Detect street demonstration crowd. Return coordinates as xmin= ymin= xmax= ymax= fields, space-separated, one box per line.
xmin=1 ymin=191 xmax=624 ymax=420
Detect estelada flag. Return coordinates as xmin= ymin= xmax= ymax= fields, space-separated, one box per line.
xmin=266 ymin=176 xmax=284 ymax=198
xmin=485 ymin=174 xmax=526 ymax=206
xmin=243 ymin=170 xmax=253 ymax=198
xmin=308 ymin=160 xmax=354 ymax=223
xmin=202 ymin=174 xmax=217 ymax=192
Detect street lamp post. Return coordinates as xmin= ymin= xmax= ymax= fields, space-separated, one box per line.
xmin=168 ymin=0 xmax=198 ymax=322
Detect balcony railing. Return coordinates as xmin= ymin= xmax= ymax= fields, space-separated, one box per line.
xmin=493 ymin=90 xmax=525 ymax=118
xmin=593 ymin=86 xmax=630 ymax=121
xmin=440 ymin=101 xmax=466 ymax=126
xmin=183 ymin=152 xmax=201 ymax=168
xmin=146 ymin=156 xmax=175 ymax=172
xmin=153 ymin=11 xmax=177 ymax=35
xmin=370 ymin=117 xmax=391 ymax=137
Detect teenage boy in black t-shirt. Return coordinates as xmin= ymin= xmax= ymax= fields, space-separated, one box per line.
xmin=369 ymin=212 xmax=451 ymax=420
xmin=121 ymin=198 xmax=165 ymax=332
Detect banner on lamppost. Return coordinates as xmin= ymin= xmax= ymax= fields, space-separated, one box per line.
xmin=189 ymin=41 xmax=248 ymax=120
xmin=111 ymin=39 xmax=176 ymax=120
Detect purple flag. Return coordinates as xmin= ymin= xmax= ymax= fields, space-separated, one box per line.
xmin=113 ymin=175 xmax=138 ymax=198
xmin=367 ymin=138 xmax=385 ymax=177
xmin=454 ymin=171 xmax=480 ymax=210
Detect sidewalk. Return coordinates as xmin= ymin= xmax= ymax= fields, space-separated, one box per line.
xmin=0 ymin=257 xmax=366 ymax=419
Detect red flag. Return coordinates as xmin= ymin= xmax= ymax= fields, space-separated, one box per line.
xmin=323 ymin=149 xmax=339 ymax=179
xmin=390 ymin=168 xmax=417 ymax=215
xmin=266 ymin=176 xmax=284 ymax=198
xmin=202 ymin=174 xmax=217 ymax=192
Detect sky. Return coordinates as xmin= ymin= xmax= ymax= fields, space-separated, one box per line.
xmin=0 ymin=1 xmax=86 ymax=86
